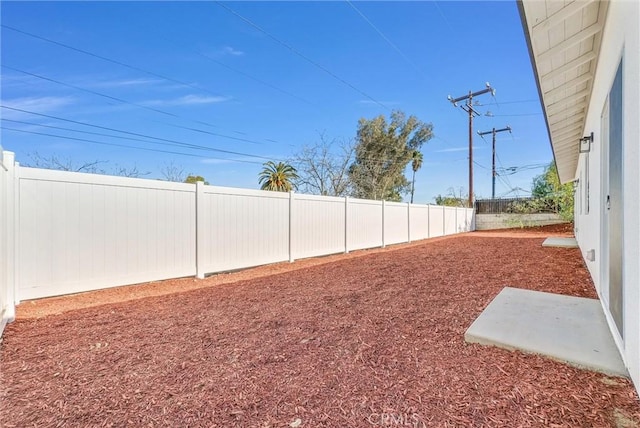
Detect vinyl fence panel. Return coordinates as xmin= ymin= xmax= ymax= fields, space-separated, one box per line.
xmin=0 ymin=151 xmax=16 ymax=333
xmin=428 ymin=205 xmax=445 ymax=237
xmin=409 ymin=204 xmax=430 ymax=240
xmin=17 ymin=168 xmax=196 ymax=300
xmin=466 ymin=208 xmax=475 ymax=231
xmin=0 ymin=154 xmax=7 ymax=323
xmin=384 ymin=202 xmax=409 ymax=245
xmin=455 ymin=207 xmax=473 ymax=232
xmin=1 ymin=151 xmax=477 ymax=312
xmin=292 ymin=194 xmax=346 ymax=260
xmin=347 ymin=198 xmax=383 ymax=251
xmin=198 ymin=186 xmax=290 ymax=274
xmin=443 ymin=206 xmax=458 ymax=235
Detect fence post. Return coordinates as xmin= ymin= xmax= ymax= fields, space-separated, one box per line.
xmin=289 ymin=191 xmax=295 ymax=263
xmin=13 ymin=158 xmax=20 ymax=306
xmin=381 ymin=199 xmax=386 ymax=248
xmin=442 ymin=206 xmax=446 ymax=235
xmin=195 ymin=181 xmax=206 ymax=279
xmin=2 ymin=151 xmax=17 ymax=325
xmin=407 ymin=202 xmax=411 ymax=243
xmin=344 ymin=196 xmax=349 ymax=253
xmin=471 ymin=208 xmax=476 ymax=231
xmin=427 ymin=204 xmax=431 ymax=238
xmin=455 ymin=207 xmax=459 ymax=233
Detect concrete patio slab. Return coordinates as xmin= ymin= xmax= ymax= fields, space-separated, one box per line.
xmin=465 ymin=287 xmax=628 ymax=377
xmin=542 ymin=237 xmax=578 ymax=248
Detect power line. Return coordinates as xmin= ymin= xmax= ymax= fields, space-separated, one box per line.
xmin=1 ymin=105 xmax=415 ymax=169
xmin=0 ymin=24 xmax=284 ymax=140
xmin=2 ymin=65 xmax=179 ymax=118
xmin=448 ymin=83 xmax=496 ymax=206
xmin=3 ymin=118 xmax=269 ymax=164
xmin=3 ymin=118 xmax=163 ymax=145
xmin=3 ymin=126 xmax=265 ymax=165
xmin=495 ymin=151 xmax=514 ymax=191
xmin=478 ymin=125 xmax=511 ymax=199
xmin=489 ymin=113 xmax=542 ymax=117
xmin=215 ymin=1 xmax=390 ymax=111
xmin=476 ymin=99 xmax=538 ymax=106
xmin=3 ymin=23 xmax=323 ymax=115
xmin=3 ymin=22 xmax=323 ymax=128
xmin=4 ymin=65 xmax=268 ymax=145
xmin=432 ymin=1 xmax=455 ymax=34
xmin=0 ymin=105 xmax=276 ymax=162
xmin=198 ymin=52 xmax=314 ymax=106
xmin=345 ymin=0 xmax=427 ymax=81
xmin=2 ymin=126 xmax=259 ymax=162
xmin=1 ymin=24 xmax=228 ymax=100
xmin=497 ymin=163 xmax=547 ymax=175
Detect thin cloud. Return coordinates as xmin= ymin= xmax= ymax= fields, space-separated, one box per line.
xmin=221 ymin=46 xmax=244 ymax=56
xmin=2 ymin=96 xmax=76 ymax=119
xmin=143 ymin=94 xmax=231 ymax=107
xmin=90 ymin=78 xmax=164 ymax=88
xmin=435 ymin=146 xmax=484 ymax=153
xmin=201 ymin=158 xmax=236 ymax=165
xmin=0 ymin=73 xmax=46 ymax=88
xmin=358 ymin=100 xmax=400 ymax=106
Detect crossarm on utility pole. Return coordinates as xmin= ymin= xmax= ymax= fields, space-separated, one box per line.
xmin=478 ymin=126 xmax=512 ymax=199
xmin=447 ymin=83 xmax=496 ymax=207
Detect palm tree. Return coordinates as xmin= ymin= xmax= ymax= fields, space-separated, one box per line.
xmin=259 ymin=161 xmax=299 ymax=192
xmin=410 ymin=150 xmax=423 ymax=204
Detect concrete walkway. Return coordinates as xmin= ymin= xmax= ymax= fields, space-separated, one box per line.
xmin=542 ymin=237 xmax=578 ymax=248
xmin=465 ymin=287 xmax=627 ymax=377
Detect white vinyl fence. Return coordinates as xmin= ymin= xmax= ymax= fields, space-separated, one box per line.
xmin=1 ymin=151 xmax=17 ymax=334
xmin=0 ymin=150 xmax=474 ymax=333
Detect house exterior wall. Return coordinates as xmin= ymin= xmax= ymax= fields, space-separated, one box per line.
xmin=573 ymin=0 xmax=640 ymax=389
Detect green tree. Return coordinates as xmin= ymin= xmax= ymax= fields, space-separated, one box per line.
xmin=259 ymin=161 xmax=299 ymax=192
xmin=410 ymin=150 xmax=423 ymax=203
xmin=349 ymin=110 xmax=433 ymax=201
xmin=531 ymin=161 xmax=574 ymax=221
xmin=184 ymin=175 xmax=209 ymax=185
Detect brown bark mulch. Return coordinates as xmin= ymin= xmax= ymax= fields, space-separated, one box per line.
xmin=1 ymin=224 xmax=638 ymax=427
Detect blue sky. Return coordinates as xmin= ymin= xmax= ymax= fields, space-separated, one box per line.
xmin=0 ymin=1 xmax=552 ymax=203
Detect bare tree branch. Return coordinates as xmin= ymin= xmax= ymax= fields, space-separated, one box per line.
xmin=290 ymin=132 xmax=354 ymax=197
xmin=26 ymin=152 xmax=107 ymax=173
xmin=159 ymin=160 xmax=186 ymax=182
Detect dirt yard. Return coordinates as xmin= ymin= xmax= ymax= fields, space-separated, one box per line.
xmin=1 ymin=224 xmax=639 ymax=427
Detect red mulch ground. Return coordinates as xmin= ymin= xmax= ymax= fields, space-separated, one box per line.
xmin=1 ymin=224 xmax=638 ymax=427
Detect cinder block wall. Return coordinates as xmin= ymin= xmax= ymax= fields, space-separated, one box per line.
xmin=475 ymin=213 xmax=565 ymax=230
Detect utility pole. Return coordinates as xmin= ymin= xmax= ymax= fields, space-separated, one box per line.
xmin=448 ymin=83 xmax=495 ymax=208
xmin=478 ymin=126 xmax=512 ymax=199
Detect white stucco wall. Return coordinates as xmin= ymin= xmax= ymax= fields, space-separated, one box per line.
xmin=574 ymin=0 xmax=640 ymax=388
